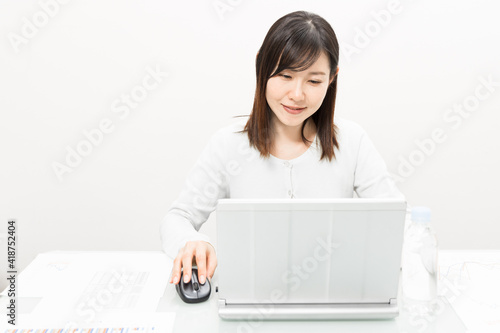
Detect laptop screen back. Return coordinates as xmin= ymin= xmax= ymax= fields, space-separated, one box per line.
xmin=216 ymin=198 xmax=406 ymax=305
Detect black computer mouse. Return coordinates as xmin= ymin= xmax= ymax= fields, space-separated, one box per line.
xmin=175 ymin=268 xmax=211 ymax=303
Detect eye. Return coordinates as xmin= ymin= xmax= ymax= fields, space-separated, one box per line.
xmin=310 ymin=80 xmax=322 ymax=84
xmin=279 ymin=74 xmax=292 ymax=79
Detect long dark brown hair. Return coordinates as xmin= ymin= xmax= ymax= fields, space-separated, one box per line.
xmin=236 ymin=10 xmax=340 ymax=161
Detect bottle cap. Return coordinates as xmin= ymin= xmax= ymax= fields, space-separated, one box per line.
xmin=411 ymin=206 xmax=431 ymax=223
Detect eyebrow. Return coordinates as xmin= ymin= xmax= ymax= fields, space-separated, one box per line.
xmin=289 ymin=69 xmax=327 ymax=76
xmin=308 ymin=71 xmax=327 ymax=76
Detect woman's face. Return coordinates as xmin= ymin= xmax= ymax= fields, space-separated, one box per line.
xmin=266 ymin=51 xmax=334 ymax=132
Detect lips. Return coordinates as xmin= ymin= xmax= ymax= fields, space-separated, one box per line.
xmin=282 ymin=104 xmax=306 ymax=115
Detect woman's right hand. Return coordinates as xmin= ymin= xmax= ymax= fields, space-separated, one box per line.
xmin=169 ymin=240 xmax=217 ymax=285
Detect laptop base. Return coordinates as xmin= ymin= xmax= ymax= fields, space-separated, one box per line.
xmin=218 ymin=299 xmax=399 ymax=320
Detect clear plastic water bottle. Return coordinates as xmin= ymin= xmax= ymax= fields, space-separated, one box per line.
xmin=402 ymin=206 xmax=438 ymax=316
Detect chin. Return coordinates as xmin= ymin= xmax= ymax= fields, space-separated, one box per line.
xmin=271 ymin=107 xmax=307 ymax=127
xmin=281 ymin=114 xmax=308 ymax=126
xmin=286 ymin=118 xmax=304 ymax=125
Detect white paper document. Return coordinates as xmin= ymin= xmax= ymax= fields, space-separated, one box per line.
xmin=1 ymin=251 xmax=175 ymax=331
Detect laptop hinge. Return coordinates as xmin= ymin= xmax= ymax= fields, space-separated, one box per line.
xmin=218 ymin=301 xmax=399 ymax=320
xmin=389 ymin=298 xmax=397 ymax=305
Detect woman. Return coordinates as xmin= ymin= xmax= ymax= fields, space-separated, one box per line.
xmin=161 ymin=11 xmax=403 ymax=286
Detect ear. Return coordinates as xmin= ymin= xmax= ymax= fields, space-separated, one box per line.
xmin=329 ymin=67 xmax=339 ymax=84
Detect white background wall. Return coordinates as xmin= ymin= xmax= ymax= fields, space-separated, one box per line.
xmin=1 ymin=0 xmax=499 ymax=290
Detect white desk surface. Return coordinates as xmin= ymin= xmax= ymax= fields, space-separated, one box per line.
xmin=2 ymin=250 xmax=499 ymax=333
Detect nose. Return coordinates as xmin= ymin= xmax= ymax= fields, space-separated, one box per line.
xmin=288 ymin=80 xmax=305 ymax=101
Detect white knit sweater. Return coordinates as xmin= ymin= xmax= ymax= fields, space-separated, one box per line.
xmin=160 ymin=117 xmax=404 ymax=258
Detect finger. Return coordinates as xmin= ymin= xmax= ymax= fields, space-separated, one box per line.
xmin=182 ymin=245 xmax=194 ymax=283
xmin=195 ymin=245 xmax=207 ymax=284
xmin=169 ymin=254 xmax=179 ymax=283
xmin=171 ymin=254 xmax=183 ymax=285
xmin=206 ymin=247 xmax=218 ymax=280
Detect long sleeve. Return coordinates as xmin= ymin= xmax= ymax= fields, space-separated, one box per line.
xmin=353 ymin=128 xmax=404 ymax=199
xmin=160 ymin=129 xmax=229 ymax=259
xmin=352 ymin=127 xmax=410 ymax=235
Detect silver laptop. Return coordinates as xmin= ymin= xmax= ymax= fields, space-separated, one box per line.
xmin=215 ymin=198 xmax=406 ymax=320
